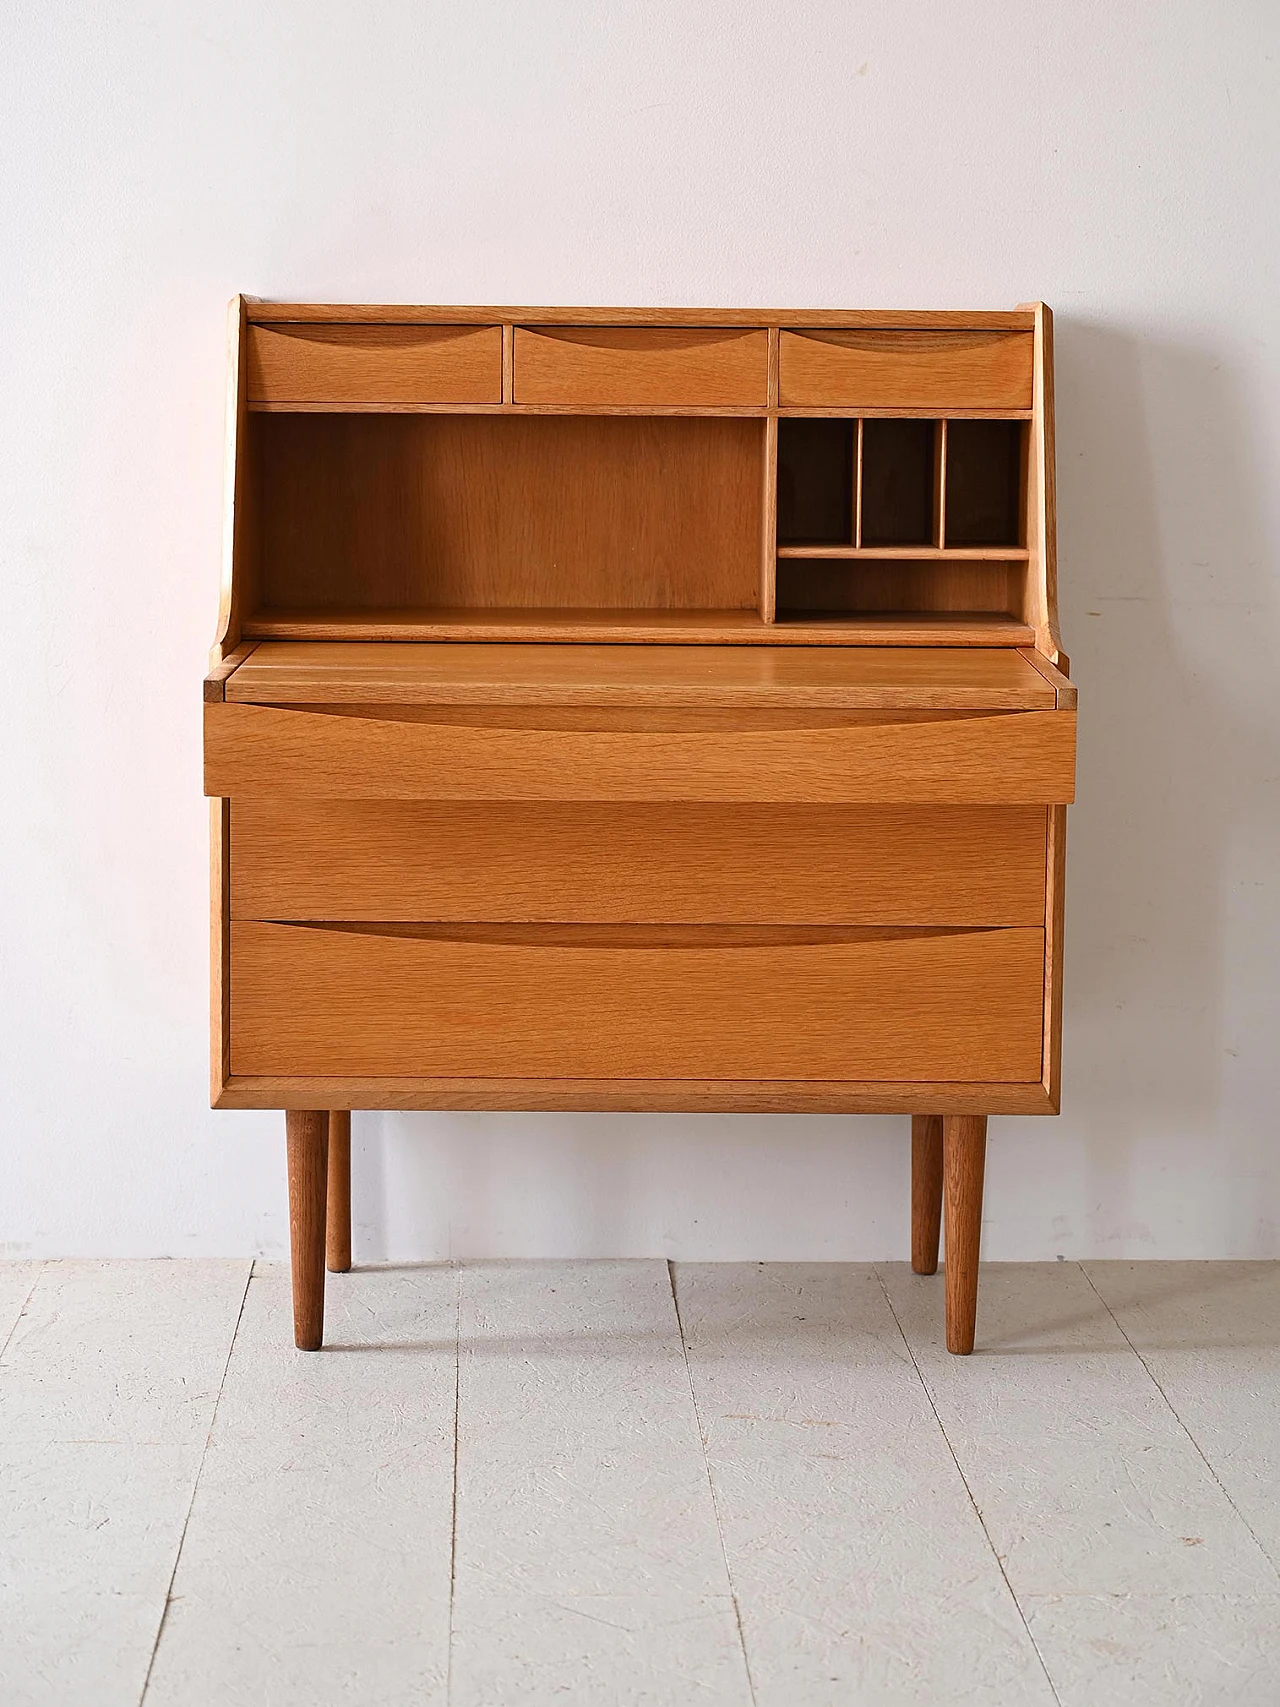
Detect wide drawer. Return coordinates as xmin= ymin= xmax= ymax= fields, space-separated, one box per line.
xmin=779 ymin=329 xmax=1034 ymax=410
xmin=205 ymin=704 xmax=1076 ymax=805
xmin=231 ymin=800 xmax=1048 ymax=925
xmin=513 ymin=327 xmax=769 ymax=406
xmin=229 ymin=921 xmax=1046 ymax=1081
xmin=247 ymin=323 xmax=503 ymax=406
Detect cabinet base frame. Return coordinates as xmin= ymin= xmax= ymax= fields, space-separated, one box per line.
xmin=232 ymin=1077 xmax=1054 ymax=1115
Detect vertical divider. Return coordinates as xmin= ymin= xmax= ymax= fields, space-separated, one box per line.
xmin=854 ymin=419 xmax=864 ymax=549
xmin=934 ymin=418 xmax=948 ymax=549
xmin=502 ymin=323 xmax=514 ymax=407
xmin=760 ymin=414 xmax=778 ymax=623
xmin=760 ymin=328 xmax=780 ymax=623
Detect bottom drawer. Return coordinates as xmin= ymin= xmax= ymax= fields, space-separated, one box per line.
xmin=229 ymin=921 xmax=1045 ymax=1082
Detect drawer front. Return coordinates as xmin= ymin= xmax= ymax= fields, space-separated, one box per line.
xmin=779 ymin=329 xmax=1034 ymax=410
xmin=231 ymin=801 xmax=1048 ymax=926
xmin=513 ymin=327 xmax=769 ymax=406
xmin=247 ymin=323 xmax=503 ymax=405
xmin=206 ymin=704 xmax=1076 ymax=805
xmin=230 ymin=922 xmax=1046 ymax=1081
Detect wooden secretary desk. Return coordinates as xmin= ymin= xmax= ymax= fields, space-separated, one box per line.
xmin=204 ymin=300 xmax=1074 ymax=1355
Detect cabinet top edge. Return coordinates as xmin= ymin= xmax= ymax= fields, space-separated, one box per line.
xmin=239 ymin=299 xmax=1042 ymax=330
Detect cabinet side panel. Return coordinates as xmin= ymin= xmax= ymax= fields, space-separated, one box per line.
xmin=1043 ymin=802 xmax=1067 ymax=1108
xmin=1021 ymin=302 xmax=1065 ymax=668
xmin=212 ymin=296 xmax=258 ymax=661
xmin=210 ymin=797 xmax=230 ymax=1102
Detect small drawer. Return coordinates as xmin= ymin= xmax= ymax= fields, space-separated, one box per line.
xmin=513 ymin=327 xmax=768 ymax=406
xmin=205 ymin=702 xmax=1076 ymax=806
xmin=247 ymin=323 xmax=503 ymax=406
xmin=230 ymin=800 xmax=1048 ymax=926
xmin=779 ymin=329 xmax=1034 ymax=410
xmin=229 ymin=920 xmax=1046 ymax=1081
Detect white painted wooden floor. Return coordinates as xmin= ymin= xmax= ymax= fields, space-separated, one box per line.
xmin=3 ymin=1261 xmax=1279 ymax=1705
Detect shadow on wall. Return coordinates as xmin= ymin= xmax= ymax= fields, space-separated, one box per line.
xmin=348 ymin=319 xmax=1280 ymax=1263
xmin=1037 ymin=317 xmax=1280 ymax=1251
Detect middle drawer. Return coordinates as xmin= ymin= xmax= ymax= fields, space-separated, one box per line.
xmin=231 ymin=800 xmax=1047 ymax=926
xmin=513 ymin=326 xmax=769 ymax=406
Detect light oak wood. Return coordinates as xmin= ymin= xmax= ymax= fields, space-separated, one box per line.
xmin=1023 ymin=302 xmax=1067 ymax=666
xmin=326 ymin=1111 xmax=351 ymax=1273
xmin=209 ymin=300 xmax=1074 ymax=1354
xmin=225 ymin=641 xmax=1057 ymax=710
xmin=779 ymin=329 xmax=1034 ymax=410
xmin=243 ymin=608 xmax=1038 ymax=647
xmin=911 ymin=1114 xmax=944 ymax=1274
xmin=206 ymin=700 xmax=1075 ymax=805
xmin=1043 ymin=803 xmax=1068 ymax=1110
xmin=210 ymin=798 xmax=230 ymax=1105
xmin=248 ymin=323 xmax=502 ymax=406
xmin=761 ymin=414 xmax=778 ymax=622
xmin=231 ymin=800 xmax=1048 ymax=926
xmin=285 ymin=1110 xmax=328 ymax=1349
xmin=246 ymin=302 xmax=1038 ymax=330
xmin=775 ymin=546 xmax=1030 ymax=561
xmin=1017 ymin=647 xmax=1077 ymax=709
xmin=211 ymin=296 xmax=254 ymax=662
xmin=203 ymin=641 xmax=259 ymax=703
xmin=513 ymin=326 xmax=769 ymax=407
xmin=515 ymin=326 xmax=771 ymax=406
xmin=943 ymin=1115 xmax=988 ymax=1354
xmin=219 ymin=1077 xmax=1057 ymax=1115
xmin=253 ymin=413 xmax=761 ymax=616
xmin=231 ymin=922 xmax=1045 ymax=1083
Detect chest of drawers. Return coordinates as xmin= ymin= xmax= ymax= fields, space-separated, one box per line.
xmin=205 ymin=301 xmax=1073 ymax=1354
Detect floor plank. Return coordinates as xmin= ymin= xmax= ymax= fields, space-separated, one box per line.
xmin=1022 ymin=1592 xmax=1280 ymax=1706
xmin=882 ymin=1262 xmax=1280 ymax=1705
xmin=0 ymin=1260 xmax=250 ymax=1707
xmin=144 ymin=1262 xmax=457 ymax=1707
xmin=449 ymin=1260 xmax=750 ymax=1706
xmin=1084 ymin=1261 xmax=1280 ymax=1570
xmin=881 ymin=1262 xmax=1279 ymax=1598
xmin=675 ymin=1262 xmax=1056 ymax=1704
xmin=0 ymin=1262 xmax=43 ymax=1349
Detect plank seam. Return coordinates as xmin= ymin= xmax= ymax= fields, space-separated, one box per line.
xmin=138 ymin=1261 xmax=255 ymax=1705
xmin=872 ymin=1265 xmax=1064 ymax=1706
xmin=1078 ymin=1264 xmax=1280 ymax=1586
xmin=0 ymin=1261 xmax=48 ymax=1365
xmin=667 ymin=1261 xmax=758 ymax=1705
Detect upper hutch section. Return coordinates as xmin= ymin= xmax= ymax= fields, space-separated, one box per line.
xmin=215 ymin=302 xmax=1062 ymax=661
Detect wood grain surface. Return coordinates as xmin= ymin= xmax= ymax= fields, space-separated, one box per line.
xmin=230 ymin=800 xmax=1047 ymax=927
xmin=205 ymin=701 xmax=1076 ymax=804
xmin=779 ymin=329 xmax=1034 ymax=410
xmin=248 ymin=323 xmax=502 ymax=405
xmin=230 ymin=922 xmax=1045 ymax=1083
xmin=253 ymin=413 xmax=762 ymax=614
xmin=224 ymin=641 xmax=1057 ymax=709
xmin=513 ymin=326 xmax=769 ymax=406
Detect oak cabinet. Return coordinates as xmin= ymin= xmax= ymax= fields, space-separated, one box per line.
xmin=206 ymin=300 xmax=1073 ymax=1354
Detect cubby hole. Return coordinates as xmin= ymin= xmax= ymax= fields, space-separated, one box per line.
xmin=860 ymin=420 xmax=937 ymax=547
xmin=250 ymin=413 xmax=765 ymax=618
xmin=776 ymin=557 xmax=1027 ymax=621
xmin=945 ymin=420 xmax=1024 ymax=546
xmin=776 ymin=419 xmax=854 ymax=546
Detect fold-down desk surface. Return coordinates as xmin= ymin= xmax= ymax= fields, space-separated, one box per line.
xmin=221 ymin=642 xmax=1072 ymax=711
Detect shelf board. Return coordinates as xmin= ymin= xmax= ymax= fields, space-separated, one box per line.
xmin=776 ymin=546 xmax=1029 ymax=561
xmin=244 ymin=607 xmax=1036 ymax=648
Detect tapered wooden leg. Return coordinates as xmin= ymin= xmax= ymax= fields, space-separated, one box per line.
xmin=326 ymin=1111 xmax=352 ymax=1273
xmin=911 ymin=1115 xmax=943 ymax=1274
xmin=943 ymin=1115 xmax=987 ymax=1355
xmin=285 ymin=1110 xmax=329 ymax=1350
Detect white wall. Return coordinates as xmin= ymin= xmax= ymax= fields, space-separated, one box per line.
xmin=3 ymin=1 xmax=1278 ymax=1262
